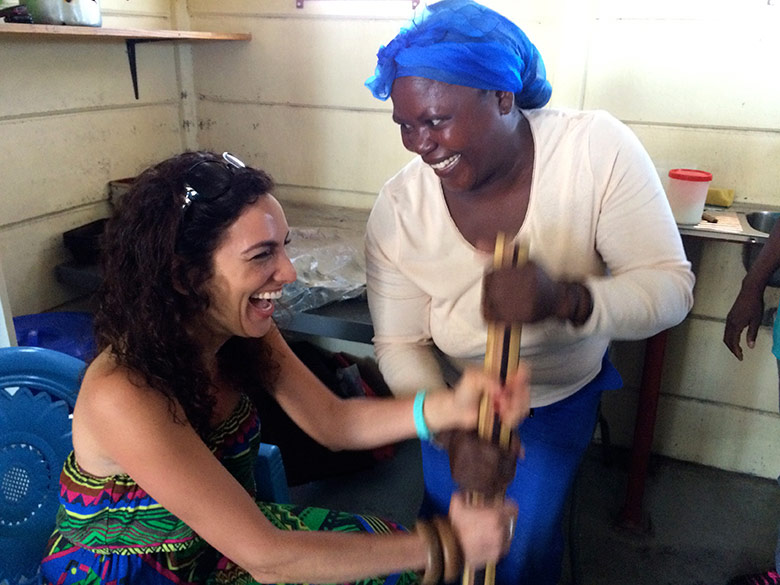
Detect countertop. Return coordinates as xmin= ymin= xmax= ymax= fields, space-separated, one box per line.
xmin=284 ymin=200 xmax=777 ymax=245
xmin=282 ymin=201 xmax=370 ymax=234
xmin=678 ymin=203 xmax=780 ymax=244
xmin=282 ymin=200 xmax=776 ymax=244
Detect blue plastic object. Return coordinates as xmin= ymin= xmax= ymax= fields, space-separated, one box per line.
xmin=13 ymin=312 xmax=96 ymax=363
xmin=0 ymin=346 xmax=85 ymax=409
xmin=0 ymin=347 xmax=87 ymax=412
xmin=0 ymin=347 xmax=86 ymax=585
xmin=254 ymin=443 xmax=290 ymax=504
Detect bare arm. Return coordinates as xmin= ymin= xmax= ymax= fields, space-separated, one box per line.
xmin=265 ymin=325 xmax=530 ymax=451
xmin=724 ymin=219 xmax=780 ymax=360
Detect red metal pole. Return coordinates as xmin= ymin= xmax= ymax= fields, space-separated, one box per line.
xmin=616 ymin=329 xmax=668 ymax=531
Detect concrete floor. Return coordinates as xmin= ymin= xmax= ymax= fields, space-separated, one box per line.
xmin=567 ymin=446 xmax=778 ymax=585
xmin=289 ymin=439 xmax=779 ymax=585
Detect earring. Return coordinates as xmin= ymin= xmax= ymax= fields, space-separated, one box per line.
xmin=499 ymin=92 xmax=514 ymax=115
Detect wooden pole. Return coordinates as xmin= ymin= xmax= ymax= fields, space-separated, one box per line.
xmin=462 ymin=233 xmax=527 ymax=585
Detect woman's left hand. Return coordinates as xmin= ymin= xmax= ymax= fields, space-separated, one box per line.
xmin=440 ymin=428 xmax=523 ymax=499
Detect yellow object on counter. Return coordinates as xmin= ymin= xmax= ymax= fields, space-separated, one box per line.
xmin=705 ymin=187 xmax=735 ymax=207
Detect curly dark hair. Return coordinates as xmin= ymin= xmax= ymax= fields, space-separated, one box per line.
xmin=95 ymin=151 xmax=279 ymax=439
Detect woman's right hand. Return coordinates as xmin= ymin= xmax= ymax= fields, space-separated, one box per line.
xmin=482 ymin=261 xmax=561 ymax=324
xmin=448 ymin=492 xmax=517 ymax=568
xmin=482 ymin=261 xmax=593 ymax=326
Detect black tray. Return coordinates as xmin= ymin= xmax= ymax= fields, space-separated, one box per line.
xmin=63 ymin=218 xmax=108 ymax=265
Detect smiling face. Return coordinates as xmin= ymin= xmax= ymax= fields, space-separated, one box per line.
xmin=199 ymin=194 xmax=296 ymax=348
xmin=390 ymin=76 xmax=518 ymax=196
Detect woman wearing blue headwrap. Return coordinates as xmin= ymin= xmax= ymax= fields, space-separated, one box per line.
xmin=364 ymin=1 xmax=695 ymax=584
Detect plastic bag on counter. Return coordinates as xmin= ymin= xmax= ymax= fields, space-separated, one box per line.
xmin=277 ymin=226 xmax=366 ymax=315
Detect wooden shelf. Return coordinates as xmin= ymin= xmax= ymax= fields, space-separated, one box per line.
xmin=0 ymin=23 xmax=251 ymax=98
xmin=0 ymin=22 xmax=251 ymax=42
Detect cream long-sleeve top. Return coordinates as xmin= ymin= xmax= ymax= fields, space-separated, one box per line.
xmin=365 ymin=108 xmax=695 ymax=407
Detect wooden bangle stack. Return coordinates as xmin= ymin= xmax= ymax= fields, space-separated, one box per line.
xmin=416 ymin=516 xmax=464 ymax=585
xmin=416 ymin=519 xmax=443 ymax=585
xmin=433 ymin=516 xmax=464 ymax=583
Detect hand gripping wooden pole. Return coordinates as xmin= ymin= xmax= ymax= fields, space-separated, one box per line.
xmin=462 ymin=232 xmax=528 ymax=585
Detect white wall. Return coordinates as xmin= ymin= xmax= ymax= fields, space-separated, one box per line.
xmin=188 ymin=0 xmax=780 ymax=478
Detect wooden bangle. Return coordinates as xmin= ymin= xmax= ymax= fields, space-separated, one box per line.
xmin=432 ymin=516 xmax=464 ymax=584
xmin=571 ymin=283 xmax=593 ymax=326
xmin=554 ymin=282 xmax=576 ymax=322
xmin=557 ymin=282 xmax=592 ymax=326
xmin=415 ymin=519 xmax=443 ymax=585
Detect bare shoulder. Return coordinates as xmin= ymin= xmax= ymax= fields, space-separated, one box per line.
xmin=72 ymin=350 xmax=180 ymax=476
xmin=77 ymin=350 xmax=173 ymax=424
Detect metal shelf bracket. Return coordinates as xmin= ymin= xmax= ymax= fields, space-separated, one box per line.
xmin=125 ymin=38 xmax=161 ymax=100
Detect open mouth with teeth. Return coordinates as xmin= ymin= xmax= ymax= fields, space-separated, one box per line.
xmin=249 ymin=290 xmax=283 ymax=312
xmin=429 ymin=154 xmax=461 ymax=173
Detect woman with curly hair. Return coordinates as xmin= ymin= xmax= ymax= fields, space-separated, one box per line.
xmin=40 ymin=151 xmax=528 ymax=585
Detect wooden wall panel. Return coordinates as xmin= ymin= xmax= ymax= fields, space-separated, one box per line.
xmin=584 ymin=19 xmax=780 ymax=130
xmin=2 ymin=107 xmax=182 ymax=225
xmin=600 ymin=384 xmax=780 ymax=478
xmin=195 ymin=100 xmax=411 ymax=203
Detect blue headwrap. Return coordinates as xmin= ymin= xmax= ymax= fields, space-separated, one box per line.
xmin=365 ymin=0 xmax=551 ymax=109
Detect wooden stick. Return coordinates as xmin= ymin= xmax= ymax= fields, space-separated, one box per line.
xmin=462 ymin=232 xmax=527 ymax=585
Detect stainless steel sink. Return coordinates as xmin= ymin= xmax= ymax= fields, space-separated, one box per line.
xmin=742 ymin=211 xmax=780 ymax=286
xmin=745 ymin=211 xmax=780 ymax=234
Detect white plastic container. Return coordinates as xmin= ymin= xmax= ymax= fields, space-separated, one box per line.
xmin=23 ymin=0 xmax=102 ymax=26
xmin=666 ymin=168 xmax=713 ymax=226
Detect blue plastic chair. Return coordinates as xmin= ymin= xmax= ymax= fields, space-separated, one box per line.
xmin=255 ymin=442 xmax=290 ymax=503
xmin=0 ymin=346 xmax=84 ymax=409
xmin=0 ymin=345 xmax=288 ymax=585
xmin=0 ymin=346 xmax=85 ymax=585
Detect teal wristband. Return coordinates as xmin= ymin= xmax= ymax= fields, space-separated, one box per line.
xmin=414 ymin=390 xmax=431 ymax=441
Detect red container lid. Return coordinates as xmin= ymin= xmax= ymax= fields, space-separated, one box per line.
xmin=668 ymin=168 xmax=713 ymax=182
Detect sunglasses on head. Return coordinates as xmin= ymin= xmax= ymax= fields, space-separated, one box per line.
xmin=182 ymin=152 xmax=246 ymax=211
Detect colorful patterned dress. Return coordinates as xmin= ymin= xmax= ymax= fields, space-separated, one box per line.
xmin=41 ymin=394 xmax=419 ymax=585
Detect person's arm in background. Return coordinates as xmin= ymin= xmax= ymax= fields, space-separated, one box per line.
xmin=365 ymin=190 xmax=447 ymax=396
xmin=724 ymin=219 xmax=780 ymax=360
